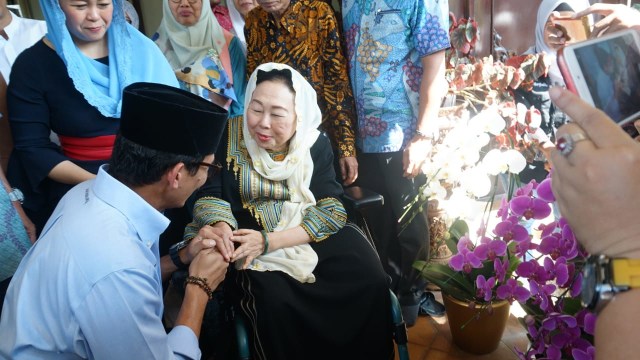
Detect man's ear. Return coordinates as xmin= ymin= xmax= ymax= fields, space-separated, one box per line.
xmin=166 ymin=162 xmax=185 ymax=189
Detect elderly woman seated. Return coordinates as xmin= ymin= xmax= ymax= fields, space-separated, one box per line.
xmin=154 ymin=0 xmax=246 ymax=117
xmin=185 ymin=63 xmax=394 ymax=359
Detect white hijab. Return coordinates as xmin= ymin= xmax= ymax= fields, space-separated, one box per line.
xmin=530 ymin=0 xmax=591 ymax=85
xmin=155 ymin=0 xmax=226 ymax=68
xmin=242 ymin=63 xmax=322 ymax=283
xmin=227 ymin=0 xmax=247 ymax=54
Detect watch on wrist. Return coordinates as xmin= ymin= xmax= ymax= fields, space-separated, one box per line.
xmin=581 ymin=254 xmax=640 ymax=313
xmin=8 ymin=188 xmax=24 ymax=204
xmin=169 ymin=239 xmax=191 ymax=270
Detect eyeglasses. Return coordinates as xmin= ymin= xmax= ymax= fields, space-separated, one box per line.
xmin=169 ymin=0 xmax=199 ymax=4
xmin=197 ymin=161 xmax=222 ymax=177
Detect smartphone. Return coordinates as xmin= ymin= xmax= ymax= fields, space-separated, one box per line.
xmin=558 ymin=29 xmax=640 ymax=130
xmin=553 ymin=11 xmax=591 ymax=44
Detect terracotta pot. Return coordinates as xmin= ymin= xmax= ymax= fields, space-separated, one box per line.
xmin=443 ymin=293 xmax=510 ymax=355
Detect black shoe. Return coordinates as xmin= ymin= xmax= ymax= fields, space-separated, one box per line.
xmin=419 ymin=292 xmax=446 ymax=317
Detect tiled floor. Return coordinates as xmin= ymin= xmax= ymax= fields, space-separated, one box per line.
xmin=396 ymin=291 xmax=530 ymax=360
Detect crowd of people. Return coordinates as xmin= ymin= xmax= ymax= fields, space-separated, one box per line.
xmin=0 ymin=0 xmax=639 ymax=359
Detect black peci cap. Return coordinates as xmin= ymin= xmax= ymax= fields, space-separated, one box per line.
xmin=119 ymin=82 xmax=228 ymax=157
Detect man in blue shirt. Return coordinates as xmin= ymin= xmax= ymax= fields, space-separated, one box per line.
xmin=342 ymin=0 xmax=450 ymax=326
xmin=0 ymin=83 xmax=229 ymax=359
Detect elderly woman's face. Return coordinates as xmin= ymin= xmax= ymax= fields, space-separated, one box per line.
xmin=169 ymin=0 xmax=202 ymax=27
xmin=234 ymin=0 xmax=257 ymax=18
xmin=246 ymin=80 xmax=297 ymax=152
xmin=59 ymin=0 xmax=113 ymax=44
xmin=256 ymin=0 xmax=290 ymax=18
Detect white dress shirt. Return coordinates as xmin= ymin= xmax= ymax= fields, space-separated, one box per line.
xmin=0 ymin=12 xmax=46 ymax=83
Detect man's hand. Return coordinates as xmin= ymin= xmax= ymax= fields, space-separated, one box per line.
xmin=189 ymin=249 xmax=228 ymax=290
xmin=403 ymin=138 xmax=431 ymax=179
xmin=339 ymin=156 xmax=358 ymax=186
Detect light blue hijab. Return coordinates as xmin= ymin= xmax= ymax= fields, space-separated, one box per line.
xmin=40 ymin=0 xmax=178 ymax=118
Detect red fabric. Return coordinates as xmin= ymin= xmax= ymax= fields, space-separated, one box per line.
xmin=212 ymin=5 xmax=233 ymax=31
xmin=58 ymin=135 xmax=115 ymax=161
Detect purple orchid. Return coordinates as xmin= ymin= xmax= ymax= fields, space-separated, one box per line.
xmin=543 ymin=256 xmax=569 ymax=287
xmin=493 ymin=219 xmax=529 ymax=242
xmin=474 ymin=238 xmax=507 ymax=261
xmin=514 ymin=179 xmax=536 ymax=197
xmin=497 ymin=278 xmax=530 ymax=304
xmin=476 ymin=275 xmax=496 ymax=302
xmin=496 ymin=198 xmax=510 ymax=221
xmin=510 ymin=195 xmax=552 ymax=220
xmin=494 ymin=258 xmax=509 ymax=283
xmin=529 ymin=280 xmax=556 ymax=312
xmin=449 ymin=248 xmax=482 ymax=273
xmin=572 ymin=346 xmax=595 ymax=360
xmin=575 ymin=309 xmax=597 ymax=335
xmin=536 ymin=177 xmax=555 ymax=203
xmin=517 ymin=260 xmax=549 ymax=283
xmin=539 ymin=230 xmax=579 ymax=261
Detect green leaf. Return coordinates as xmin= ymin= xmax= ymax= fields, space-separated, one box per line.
xmin=464 ymin=20 xmax=478 ymax=43
xmin=449 ymin=219 xmax=469 ymax=241
xmin=561 ymin=297 xmax=584 ymax=316
xmin=413 ymin=261 xmax=476 ymax=302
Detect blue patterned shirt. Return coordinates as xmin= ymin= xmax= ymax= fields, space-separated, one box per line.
xmin=342 ymin=0 xmax=450 ymax=153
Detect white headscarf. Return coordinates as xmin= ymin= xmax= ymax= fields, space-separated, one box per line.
xmin=154 ymin=0 xmax=226 ymax=69
xmin=242 ymin=63 xmax=322 ymax=283
xmin=122 ymin=0 xmax=139 ymax=30
xmin=227 ymin=0 xmax=247 ymax=54
xmin=530 ymin=0 xmax=591 ymax=85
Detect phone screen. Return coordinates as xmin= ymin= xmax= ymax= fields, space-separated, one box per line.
xmin=572 ymin=31 xmax=640 ymax=124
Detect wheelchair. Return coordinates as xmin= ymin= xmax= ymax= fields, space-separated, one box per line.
xmin=233 ymin=186 xmax=410 ymax=360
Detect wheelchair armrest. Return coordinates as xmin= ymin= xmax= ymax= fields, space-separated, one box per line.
xmin=342 ymin=186 xmax=384 ymax=211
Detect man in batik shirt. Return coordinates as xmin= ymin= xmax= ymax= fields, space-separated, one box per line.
xmin=342 ymin=0 xmax=450 ymax=326
xmin=246 ymin=0 xmax=358 ymax=185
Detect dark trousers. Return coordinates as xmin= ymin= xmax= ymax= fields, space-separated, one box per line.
xmin=355 ymin=151 xmax=429 ymax=306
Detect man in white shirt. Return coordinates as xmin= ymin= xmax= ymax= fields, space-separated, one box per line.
xmin=0 ymin=82 xmax=230 ymax=359
xmin=0 ymin=0 xmax=46 ymax=84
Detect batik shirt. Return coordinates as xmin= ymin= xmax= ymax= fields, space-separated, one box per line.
xmin=342 ymin=0 xmax=450 ymax=153
xmin=245 ymin=0 xmax=357 ymax=158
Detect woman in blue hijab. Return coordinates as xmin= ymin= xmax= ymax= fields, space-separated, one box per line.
xmin=6 ymin=0 xmax=178 ymax=233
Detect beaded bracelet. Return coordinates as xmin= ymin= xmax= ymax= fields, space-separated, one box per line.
xmin=260 ymin=230 xmax=270 ymax=255
xmin=185 ymin=276 xmax=213 ymax=300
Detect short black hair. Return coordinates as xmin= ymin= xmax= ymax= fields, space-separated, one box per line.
xmin=108 ymin=136 xmax=203 ymax=187
xmin=256 ymin=68 xmax=295 ymax=93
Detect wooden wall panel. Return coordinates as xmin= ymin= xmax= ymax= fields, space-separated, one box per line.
xmin=492 ymin=0 xmax=542 ymax=56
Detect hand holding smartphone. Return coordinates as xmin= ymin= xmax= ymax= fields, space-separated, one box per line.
xmin=550 ymin=11 xmax=591 ymax=45
xmin=557 ymin=29 xmax=640 ymax=133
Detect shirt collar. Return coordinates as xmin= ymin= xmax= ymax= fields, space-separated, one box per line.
xmin=269 ymin=0 xmax=299 ymax=32
xmin=92 ymin=165 xmax=170 ymax=245
xmin=4 ymin=13 xmax=20 ymax=41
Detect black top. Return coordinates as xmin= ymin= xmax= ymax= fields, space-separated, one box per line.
xmin=7 ymin=40 xmax=117 ymax=230
xmin=196 ymin=122 xmax=343 ymax=230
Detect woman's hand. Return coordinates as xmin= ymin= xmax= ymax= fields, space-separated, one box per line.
xmin=549 ymin=87 xmax=640 ymax=259
xmin=207 ymin=221 xmax=235 ymax=261
xmin=193 ymin=223 xmax=235 ymax=262
xmin=572 ymin=3 xmax=640 ymax=38
xmin=545 ymin=14 xmax=569 ymax=50
xmin=231 ymin=229 xmax=267 ymax=269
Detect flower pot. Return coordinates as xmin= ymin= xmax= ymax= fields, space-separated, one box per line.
xmin=443 ymin=293 xmax=510 ymax=355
